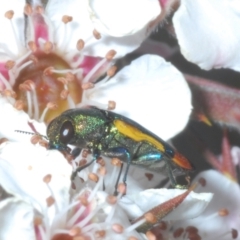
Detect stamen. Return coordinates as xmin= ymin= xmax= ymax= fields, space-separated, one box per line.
xmin=108 ymin=100 xmax=116 ymax=110
xmin=82 ymin=82 xmax=94 ymax=90
xmin=62 ymin=15 xmax=73 ymax=24
xmin=95 ymin=230 xmax=106 ymax=238
xmin=0 ymin=73 xmax=12 ymax=90
xmin=60 ymin=89 xmax=69 ymax=100
xmin=5 ymin=60 xmax=15 ymax=70
xmin=107 ymin=65 xmax=117 ymax=77
xmin=0 ymin=138 xmax=8 ymax=145
xmin=5 ymin=10 xmax=22 ymax=54
xmin=69 ymin=227 xmax=82 ymax=236
xmin=77 ymin=39 xmax=85 ymax=51
xmin=173 ymin=227 xmax=184 ymax=238
xmin=218 ymin=208 xmax=229 ymax=216
xmin=88 ymin=173 xmax=99 ymax=182
xmin=81 ymin=57 xmax=109 ymax=84
xmin=14 ymin=100 xmax=24 ymax=110
xmin=43 ymin=41 xmax=53 ymax=54
xmin=128 ymin=237 xmax=139 ymax=240
xmin=106 ymin=195 xmax=117 ymax=205
xmin=46 ymin=196 xmax=55 ymax=207
xmin=60 ymin=15 xmax=73 ymax=52
xmin=145 ymin=231 xmax=156 ymax=240
xmin=28 ymin=41 xmax=37 ymax=52
xmin=4 ymin=10 xmax=14 ymax=19
xmin=105 ymin=50 xmax=117 ymax=61
xmin=40 ymin=102 xmax=58 ymax=122
xmin=93 ymin=29 xmax=101 ymax=40
xmin=24 ymin=4 xmax=33 ymax=16
xmin=112 ymin=224 xmax=124 ymax=233
xmin=31 ymin=134 xmax=42 ymax=145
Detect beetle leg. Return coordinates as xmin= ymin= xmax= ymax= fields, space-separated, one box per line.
xmin=164 ymin=160 xmax=189 ymax=189
xmin=71 ymin=148 xmax=100 ymax=181
xmin=103 ymin=147 xmax=131 ymax=185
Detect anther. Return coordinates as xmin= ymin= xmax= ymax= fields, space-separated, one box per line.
xmin=57 ymin=77 xmax=68 ymax=85
xmin=106 ymin=195 xmax=117 ymax=205
xmin=46 ymin=196 xmax=55 ymax=207
xmin=82 ymin=150 xmax=89 ymax=158
xmin=47 ymin=102 xmax=58 ymax=110
xmin=29 ymin=54 xmax=38 ymax=64
xmin=93 ymin=29 xmax=101 ymax=39
xmin=60 ymin=89 xmax=69 ymax=99
xmin=24 ymin=80 xmax=35 ymax=90
xmin=66 ymin=72 xmax=75 ymax=82
xmin=98 ymin=166 xmax=107 ymax=176
xmin=82 ymin=82 xmax=94 ymax=90
xmin=36 ymin=6 xmax=44 ymax=14
xmin=24 ymin=4 xmax=33 ymax=15
xmin=88 ymin=173 xmax=99 ymax=182
xmin=3 ymin=89 xmax=16 ymax=98
xmin=39 ymin=139 xmax=49 ymax=148
xmin=128 ymin=237 xmax=139 ymax=240
xmin=5 ymin=10 xmax=14 ymax=19
xmin=218 ymin=208 xmax=229 ymax=216
xmin=95 ymin=230 xmax=106 ymax=238
xmin=146 ymin=231 xmax=156 ymax=240
xmin=5 ymin=60 xmax=15 ymax=70
xmin=198 ymin=177 xmax=206 ymax=187
xmin=43 ymin=41 xmax=53 ymax=54
xmin=145 ymin=213 xmax=157 ymax=224
xmin=185 ymin=226 xmax=198 ymax=234
xmin=0 ymin=138 xmax=8 ymax=145
xmin=31 ymin=134 xmax=42 ymax=144
xmin=173 ymin=228 xmax=184 ymax=238
xmin=14 ymin=100 xmax=24 ymax=110
xmin=108 ymin=100 xmax=116 ymax=110
xmin=43 ymin=174 xmax=52 ymax=184
xmin=112 ymin=224 xmax=124 ymax=233
xmin=107 ymin=65 xmax=117 ymax=77
xmin=79 ymin=159 xmax=87 ymax=166
xmin=145 ymin=173 xmax=153 ymax=181
xmin=43 ymin=66 xmax=54 ymax=76
xmin=96 ymin=157 xmax=105 ymax=166
xmin=79 ymin=196 xmax=89 ymax=206
xmin=111 ymin=158 xmax=122 ymax=167
xmin=69 ymin=227 xmax=81 ymax=236
xmin=117 ymin=183 xmax=126 ymax=195
xmin=62 ymin=15 xmax=73 ymax=24
xmin=105 ymin=50 xmax=117 ymax=60
xmin=28 ymin=41 xmax=37 ymax=52
xmin=77 ymin=39 xmax=85 ymax=51
xmin=34 ymin=217 xmax=43 ymax=226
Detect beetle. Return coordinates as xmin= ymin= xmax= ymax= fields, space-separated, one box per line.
xmin=47 ymin=106 xmax=194 ymax=188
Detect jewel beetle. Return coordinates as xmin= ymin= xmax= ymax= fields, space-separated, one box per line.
xmin=47 ymin=106 xmax=194 ymax=188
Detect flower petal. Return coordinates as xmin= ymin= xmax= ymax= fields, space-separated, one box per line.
xmin=46 ymin=0 xmax=160 ymax=57
xmin=173 ymin=0 xmax=240 ymax=71
xmin=0 ymin=96 xmax=46 ymax=142
xmin=0 ymin=141 xmax=72 ymax=220
xmin=88 ymin=0 xmax=160 ymax=37
xmin=0 ymin=198 xmax=35 ymax=240
xmin=84 ymin=54 xmax=192 ymax=140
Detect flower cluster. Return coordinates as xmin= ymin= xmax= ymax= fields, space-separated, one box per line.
xmin=0 ymin=0 xmax=240 ymax=239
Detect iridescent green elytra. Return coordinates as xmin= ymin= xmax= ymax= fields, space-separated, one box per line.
xmin=47 ymin=106 xmax=194 ymax=187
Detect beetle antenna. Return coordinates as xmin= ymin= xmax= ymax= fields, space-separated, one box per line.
xmin=15 ymin=130 xmax=48 ymax=140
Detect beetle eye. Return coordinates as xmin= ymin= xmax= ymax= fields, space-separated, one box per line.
xmin=59 ymin=121 xmax=74 ymax=144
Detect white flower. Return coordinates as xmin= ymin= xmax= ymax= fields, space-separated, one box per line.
xmin=0 ymin=141 xmax=213 ymax=240
xmin=0 ymin=0 xmax=191 ymax=142
xmin=173 ymin=0 xmax=240 ymax=71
